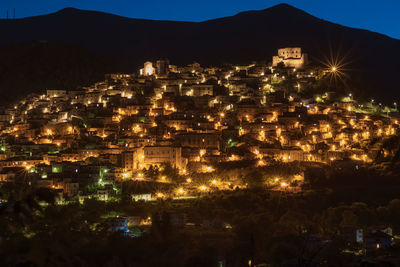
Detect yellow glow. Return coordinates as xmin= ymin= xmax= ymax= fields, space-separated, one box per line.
xmin=282 ymin=155 xmax=290 ymax=162
xmin=186 ymin=89 xmax=194 ymax=96
xmin=177 ymin=188 xmax=185 ymax=195
xmin=361 ymin=154 xmax=368 ymax=162
xmin=362 ymin=131 xmax=370 ymax=139
xmin=276 ymin=128 xmax=281 ymax=137
xmin=207 ymin=166 xmax=213 ymax=172
xmin=259 ymin=130 xmax=265 ymax=141
xmin=228 ymin=154 xmax=240 ymax=161
xmin=199 ymin=185 xmax=207 ymax=191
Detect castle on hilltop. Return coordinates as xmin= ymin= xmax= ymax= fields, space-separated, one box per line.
xmin=272 ymin=48 xmax=308 ymax=69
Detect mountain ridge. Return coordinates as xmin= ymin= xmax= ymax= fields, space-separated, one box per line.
xmin=3 ymin=4 xmax=398 ymax=40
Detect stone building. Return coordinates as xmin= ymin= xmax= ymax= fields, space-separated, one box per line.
xmin=156 ymin=59 xmax=170 ymax=76
xmin=122 ymin=146 xmax=187 ymax=170
xmin=272 ymin=48 xmax=308 ymax=69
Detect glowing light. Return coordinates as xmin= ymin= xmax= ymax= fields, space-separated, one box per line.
xmin=257 ymin=159 xmax=266 ymax=166
xmin=319 ymin=51 xmax=350 ymax=86
xmin=199 ymin=185 xmax=207 ymax=191
xmin=177 ymin=188 xmax=185 ymax=195
xmin=228 ymin=154 xmax=240 ymax=161
xmin=204 ymin=166 xmax=214 ymax=172
xmin=186 ymin=89 xmax=194 ymax=96
xmin=259 ymin=130 xmax=265 ymax=141
xmin=145 ymin=65 xmax=154 ymax=75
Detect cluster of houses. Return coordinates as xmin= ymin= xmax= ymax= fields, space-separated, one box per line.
xmin=0 ymin=47 xmax=398 ymax=257
xmin=0 ymin=47 xmax=398 ymax=202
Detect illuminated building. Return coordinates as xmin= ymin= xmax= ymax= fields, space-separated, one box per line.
xmin=272 ymin=48 xmax=309 ymax=69
xmin=141 ymin=61 xmax=155 ymax=76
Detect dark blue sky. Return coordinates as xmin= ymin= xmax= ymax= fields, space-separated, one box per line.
xmin=1 ymin=0 xmax=399 ymax=39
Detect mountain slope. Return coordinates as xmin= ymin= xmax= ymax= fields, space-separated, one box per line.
xmin=0 ymin=42 xmax=116 ymax=104
xmin=0 ymin=4 xmax=399 ymax=103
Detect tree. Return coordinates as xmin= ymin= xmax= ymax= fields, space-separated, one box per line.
xmin=276 ymin=62 xmax=286 ymax=69
xmin=160 ymin=162 xmax=179 ymax=181
xmin=145 ymin=165 xmax=159 ymax=181
xmin=340 ymin=210 xmax=358 ymax=228
xmin=243 ymin=170 xmax=264 ymax=189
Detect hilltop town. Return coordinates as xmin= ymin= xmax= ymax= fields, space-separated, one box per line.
xmin=0 ymin=47 xmax=399 ymax=200
xmin=1 ymin=48 xmax=400 ymax=264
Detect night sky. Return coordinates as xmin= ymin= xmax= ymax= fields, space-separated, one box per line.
xmin=1 ymin=0 xmax=399 ymax=39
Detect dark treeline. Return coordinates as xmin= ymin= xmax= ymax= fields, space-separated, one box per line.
xmin=1 ymin=166 xmax=400 ymax=266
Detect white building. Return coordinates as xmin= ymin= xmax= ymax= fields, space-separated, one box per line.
xmin=140 ymin=61 xmax=155 ymax=76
